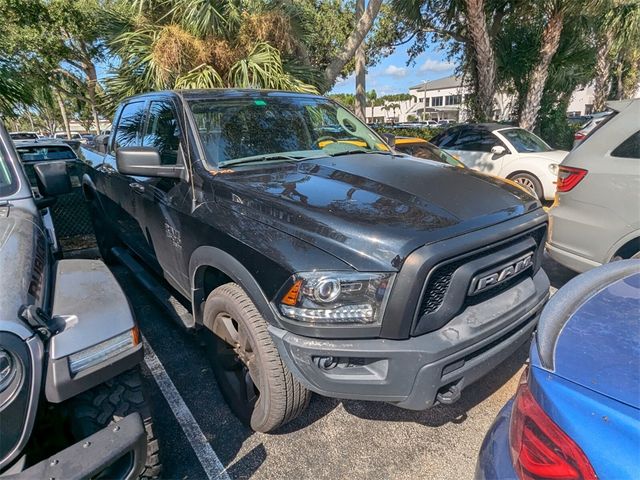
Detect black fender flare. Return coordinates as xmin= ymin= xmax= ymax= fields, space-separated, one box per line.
xmin=189 ymin=246 xmax=281 ymax=328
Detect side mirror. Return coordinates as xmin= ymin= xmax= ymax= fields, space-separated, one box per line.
xmin=381 ymin=132 xmax=396 ymax=148
xmin=34 ymin=161 xmax=72 ymax=198
xmin=491 ymin=145 xmax=506 ymax=156
xmin=116 ymin=147 xmax=184 ymax=179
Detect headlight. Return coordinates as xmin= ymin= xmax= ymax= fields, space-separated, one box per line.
xmin=277 ymin=272 xmax=395 ymax=325
xmin=549 ymin=163 xmax=559 ymax=175
xmin=0 ymin=347 xmax=17 ymax=392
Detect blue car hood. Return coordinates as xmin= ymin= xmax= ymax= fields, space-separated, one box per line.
xmin=548 ymin=273 xmax=640 ymax=409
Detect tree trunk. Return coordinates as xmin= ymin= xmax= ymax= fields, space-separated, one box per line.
xmin=465 ymin=0 xmax=497 ymax=121
xmin=519 ymin=10 xmax=564 ymax=131
xmin=354 ymin=0 xmax=367 ymax=120
xmin=593 ymin=31 xmax=613 ymax=112
xmin=86 ymin=62 xmax=102 ymax=134
xmin=54 ymin=88 xmax=72 ymax=139
xmin=323 ymin=0 xmax=383 ymax=89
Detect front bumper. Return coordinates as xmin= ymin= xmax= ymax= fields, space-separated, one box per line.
xmin=270 ymin=269 xmax=549 ymax=410
xmin=475 ymin=400 xmax=516 ymax=479
xmin=3 ymin=413 xmax=147 ymax=480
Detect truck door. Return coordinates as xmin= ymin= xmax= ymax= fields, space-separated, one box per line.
xmin=133 ymin=100 xmax=191 ymax=292
xmin=96 ymin=100 xmax=151 ymax=256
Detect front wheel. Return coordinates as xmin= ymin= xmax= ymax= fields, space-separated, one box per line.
xmin=203 ymin=283 xmax=310 ymax=432
xmin=509 ymin=172 xmax=543 ymax=200
xmin=68 ymin=368 xmax=161 ymax=479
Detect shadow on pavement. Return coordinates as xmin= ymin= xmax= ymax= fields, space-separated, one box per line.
xmin=340 ymin=341 xmax=529 ymax=428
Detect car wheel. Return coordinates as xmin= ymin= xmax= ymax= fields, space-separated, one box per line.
xmin=68 ymin=368 xmax=162 ymax=479
xmin=203 ymin=283 xmax=311 ymax=433
xmin=509 ymin=172 xmax=543 ymax=199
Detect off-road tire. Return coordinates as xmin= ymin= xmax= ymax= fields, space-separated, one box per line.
xmin=509 ymin=172 xmax=544 ymax=200
xmin=204 ymin=282 xmax=311 ymax=433
xmin=68 ymin=368 xmax=161 ymax=478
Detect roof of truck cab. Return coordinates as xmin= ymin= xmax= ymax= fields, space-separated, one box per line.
xmin=125 ymin=89 xmax=325 ymax=102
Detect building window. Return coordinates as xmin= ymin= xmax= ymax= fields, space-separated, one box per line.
xmin=445 ymin=95 xmax=461 ymax=106
xmin=432 ymin=96 xmax=443 ymax=107
xmin=422 ymin=97 xmax=430 ymax=106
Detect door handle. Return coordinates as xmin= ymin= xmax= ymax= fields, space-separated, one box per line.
xmin=129 ymin=182 xmax=145 ymax=194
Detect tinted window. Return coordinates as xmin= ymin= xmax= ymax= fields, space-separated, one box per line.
xmin=409 ymin=143 xmax=465 ymax=167
xmin=0 ymin=149 xmax=18 ymax=197
xmin=430 ymin=127 xmax=460 ymax=148
xmin=16 ymin=145 xmax=77 ymax=162
xmin=143 ymin=101 xmax=181 ymax=165
xmin=113 ymin=101 xmax=146 ymax=151
xmin=612 ymin=131 xmax=640 ymax=159
xmin=453 ymin=129 xmax=501 ymax=152
xmin=10 ymin=132 xmax=38 ymax=140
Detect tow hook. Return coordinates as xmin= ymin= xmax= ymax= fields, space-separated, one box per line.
xmin=436 ymin=382 xmax=462 ymax=405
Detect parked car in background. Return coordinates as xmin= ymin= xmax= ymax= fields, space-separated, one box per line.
xmin=438 ymin=119 xmax=456 ymax=126
xmin=9 ymin=131 xmax=39 ymax=140
xmin=476 ymin=259 xmax=640 ymax=480
xmin=547 ymin=99 xmax=639 ymax=272
xmin=431 ymin=124 xmax=567 ymax=200
xmin=83 ymin=89 xmax=550 ymax=433
xmin=573 ymin=111 xmax=612 ymax=148
xmin=53 ymin=131 xmax=83 ymax=141
xmin=0 ymin=121 xmax=159 ymax=478
xmin=393 ymin=136 xmax=466 ymax=167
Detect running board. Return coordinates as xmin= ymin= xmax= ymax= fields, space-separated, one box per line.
xmin=111 ymin=247 xmax=195 ymax=329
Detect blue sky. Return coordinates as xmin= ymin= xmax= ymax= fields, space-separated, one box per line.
xmin=330 ymin=43 xmax=457 ymax=96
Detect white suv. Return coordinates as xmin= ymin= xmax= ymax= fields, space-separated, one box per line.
xmin=547 ymin=99 xmax=640 ymax=272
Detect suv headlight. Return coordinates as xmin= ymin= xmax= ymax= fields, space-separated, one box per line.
xmin=0 ymin=347 xmax=17 ymax=393
xmin=549 ymin=163 xmax=559 ymax=175
xmin=277 ymin=272 xmax=395 ymax=325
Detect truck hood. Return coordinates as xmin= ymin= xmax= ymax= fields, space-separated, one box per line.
xmin=0 ymin=201 xmax=47 ymax=332
xmin=214 ymin=153 xmax=540 ymax=270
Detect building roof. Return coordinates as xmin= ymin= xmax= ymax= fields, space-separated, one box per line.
xmin=410 ymin=75 xmax=462 ymax=92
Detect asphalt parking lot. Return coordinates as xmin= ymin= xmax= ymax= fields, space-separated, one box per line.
xmin=79 ymin=252 xmax=574 ymax=480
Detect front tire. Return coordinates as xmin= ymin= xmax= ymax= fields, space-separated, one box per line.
xmin=203 ymin=283 xmax=310 ymax=433
xmin=509 ymin=172 xmax=543 ymax=200
xmin=68 ymin=368 xmax=161 ymax=479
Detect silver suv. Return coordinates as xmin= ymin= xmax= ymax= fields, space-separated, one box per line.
xmin=547 ymin=99 xmax=640 ymax=272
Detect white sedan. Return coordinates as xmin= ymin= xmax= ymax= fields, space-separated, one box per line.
xmin=430 ymin=124 xmax=568 ymax=200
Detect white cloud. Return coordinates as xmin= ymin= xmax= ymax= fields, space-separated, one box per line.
xmin=419 ymin=59 xmax=455 ymax=72
xmin=383 ymin=65 xmax=407 ymax=77
xmin=334 ymin=73 xmax=355 ymax=87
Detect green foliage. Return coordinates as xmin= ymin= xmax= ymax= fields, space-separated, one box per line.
xmin=373 ymin=125 xmax=443 ymax=141
xmin=379 ymin=93 xmax=415 ymax=102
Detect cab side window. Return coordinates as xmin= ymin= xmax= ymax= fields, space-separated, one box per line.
xmin=143 ymin=101 xmax=181 ymax=165
xmin=612 ymin=131 xmax=640 ymax=159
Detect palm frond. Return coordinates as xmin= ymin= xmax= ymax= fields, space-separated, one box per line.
xmin=175 ymin=64 xmax=224 ymax=89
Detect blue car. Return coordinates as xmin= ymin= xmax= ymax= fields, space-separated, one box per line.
xmin=476 ymin=260 xmax=640 ymax=480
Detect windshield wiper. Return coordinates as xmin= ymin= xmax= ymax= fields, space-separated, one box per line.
xmin=327 ymin=149 xmax=394 ymax=157
xmin=220 ymin=154 xmax=307 ymax=168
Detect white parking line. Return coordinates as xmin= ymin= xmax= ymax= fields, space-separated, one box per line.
xmin=143 ymin=336 xmax=231 ymax=480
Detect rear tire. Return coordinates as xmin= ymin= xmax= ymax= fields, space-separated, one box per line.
xmin=68 ymin=368 xmax=161 ymax=479
xmin=203 ymin=283 xmax=310 ymax=433
xmin=509 ymin=172 xmax=543 ymax=200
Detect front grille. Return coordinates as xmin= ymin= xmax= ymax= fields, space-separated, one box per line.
xmin=417 ymin=225 xmax=546 ymax=319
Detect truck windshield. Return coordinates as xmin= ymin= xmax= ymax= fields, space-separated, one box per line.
xmin=0 ymin=149 xmax=18 ymax=197
xmin=189 ymin=95 xmax=389 ymax=167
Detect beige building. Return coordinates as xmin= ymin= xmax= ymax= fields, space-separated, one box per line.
xmin=366 ymin=75 xmax=601 ymax=124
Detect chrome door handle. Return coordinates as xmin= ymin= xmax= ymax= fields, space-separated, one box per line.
xmin=129 ymin=182 xmax=145 ymax=194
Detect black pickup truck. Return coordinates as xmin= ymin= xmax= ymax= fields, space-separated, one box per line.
xmin=82 ymin=90 xmax=550 ymax=432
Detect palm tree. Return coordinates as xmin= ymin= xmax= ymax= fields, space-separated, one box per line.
xmin=104 ymin=0 xmax=319 ymax=101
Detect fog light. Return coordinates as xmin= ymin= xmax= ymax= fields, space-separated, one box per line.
xmin=68 ymin=328 xmax=139 ymax=375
